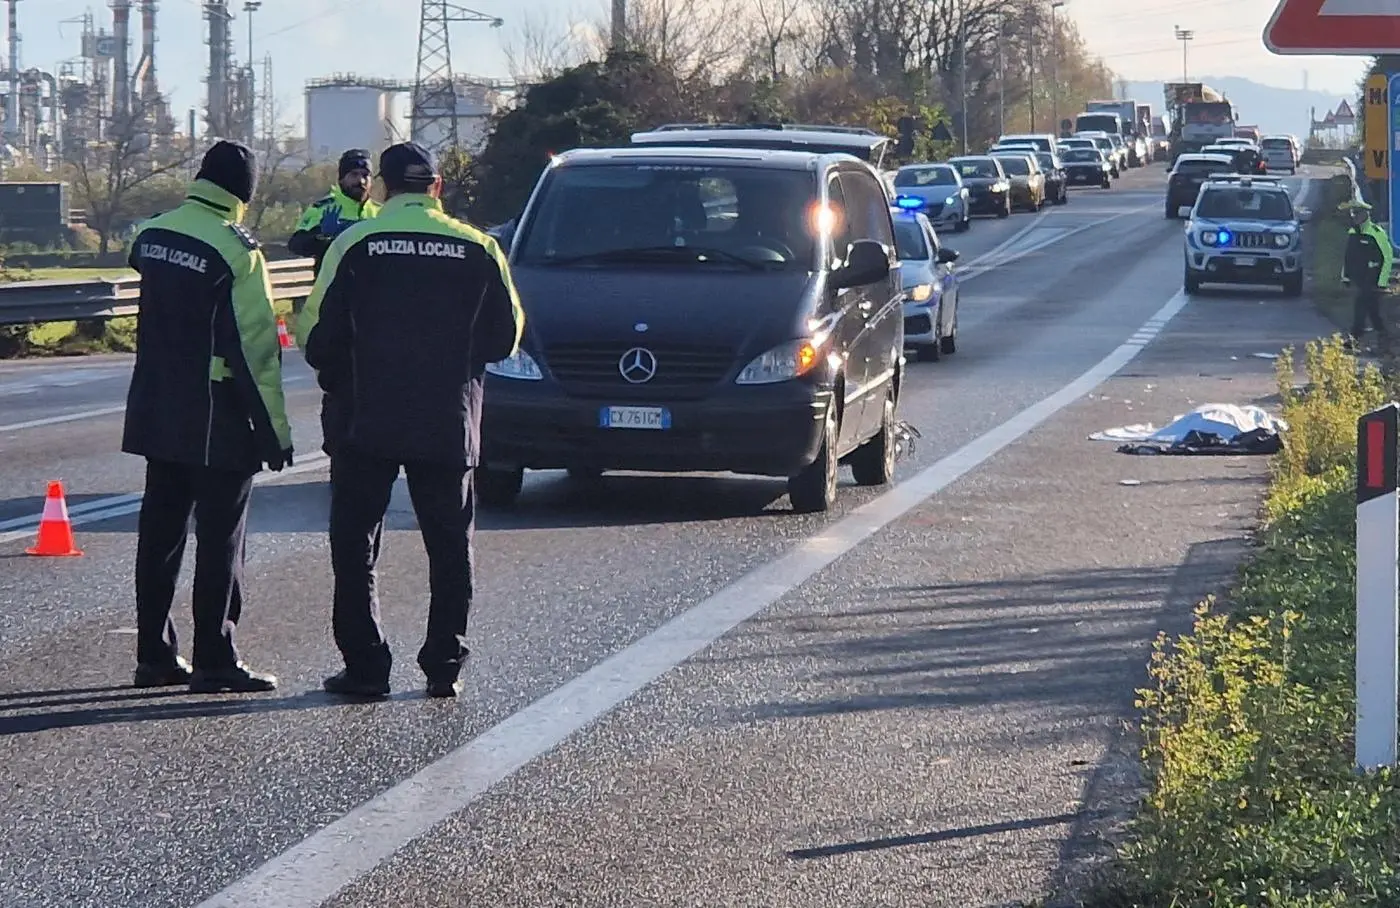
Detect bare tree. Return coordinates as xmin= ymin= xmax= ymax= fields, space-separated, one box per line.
xmin=72 ymin=96 xmax=197 ymax=255
xmin=741 ymin=0 xmax=812 ymax=81
xmin=503 ymin=7 xmax=595 ymax=82
xmin=610 ymin=0 xmax=747 ymax=83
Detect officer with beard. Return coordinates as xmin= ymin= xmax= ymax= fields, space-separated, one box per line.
xmin=288 ymin=148 xmax=381 ymax=274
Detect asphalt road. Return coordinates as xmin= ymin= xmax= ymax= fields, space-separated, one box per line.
xmin=0 ymin=164 xmax=1337 ymax=907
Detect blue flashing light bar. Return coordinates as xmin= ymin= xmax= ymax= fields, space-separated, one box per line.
xmin=893 ymin=195 xmax=924 ymax=210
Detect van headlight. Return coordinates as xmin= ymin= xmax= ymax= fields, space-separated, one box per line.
xmin=485 ymin=348 xmax=543 ymax=380
xmin=1273 ymin=232 xmax=1292 ymax=247
xmin=907 ymin=283 xmax=933 ymax=302
xmin=735 ymin=339 xmax=823 ymax=385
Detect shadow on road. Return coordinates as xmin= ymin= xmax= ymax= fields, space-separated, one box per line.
xmin=788 ymin=811 xmax=1087 ymax=860
xmin=0 ymin=686 xmax=417 ymax=737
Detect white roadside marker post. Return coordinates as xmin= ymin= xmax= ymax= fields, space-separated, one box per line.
xmin=1356 ymin=402 xmax=1400 ymax=772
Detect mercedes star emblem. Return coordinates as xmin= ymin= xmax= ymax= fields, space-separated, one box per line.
xmin=618 ymin=347 xmax=658 ymax=384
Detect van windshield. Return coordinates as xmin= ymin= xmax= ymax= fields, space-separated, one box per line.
xmin=513 ymin=164 xmax=819 ymax=269
xmin=1076 ymin=114 xmax=1120 ymax=134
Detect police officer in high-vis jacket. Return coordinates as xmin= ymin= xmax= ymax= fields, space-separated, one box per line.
xmin=297 ymin=142 xmax=524 ymax=699
xmin=287 ymin=148 xmax=381 ymax=273
xmin=1342 ymin=199 xmax=1395 ymax=345
xmin=123 ymin=140 xmax=293 ymax=694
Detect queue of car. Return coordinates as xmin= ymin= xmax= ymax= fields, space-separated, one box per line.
xmin=474 ymin=119 xmax=1203 ymax=514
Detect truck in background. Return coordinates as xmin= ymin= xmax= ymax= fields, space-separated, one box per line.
xmin=1233 ymin=124 xmax=1261 ymax=143
xmin=1080 ymin=100 xmax=1148 ymax=167
xmin=1163 ymin=82 xmax=1236 ymax=162
xmin=1149 ymin=114 xmax=1172 ymax=160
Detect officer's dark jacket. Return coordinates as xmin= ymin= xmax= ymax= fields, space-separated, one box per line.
xmin=1345 ymin=218 xmax=1395 ymax=289
xmin=296 ymin=193 xmax=524 ymax=467
xmin=287 ymin=185 xmax=380 ymax=273
xmin=121 ymin=179 xmax=293 ymax=473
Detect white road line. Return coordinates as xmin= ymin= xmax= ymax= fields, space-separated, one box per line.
xmin=0 ymin=203 xmax=1160 ymax=539
xmin=194 ymin=287 xmax=1194 ymax=908
xmin=0 ymin=454 xmax=330 ymax=547
xmin=0 ymin=405 xmax=128 ymax=433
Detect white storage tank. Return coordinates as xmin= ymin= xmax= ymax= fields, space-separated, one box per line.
xmin=305 ymin=79 xmax=407 ymax=162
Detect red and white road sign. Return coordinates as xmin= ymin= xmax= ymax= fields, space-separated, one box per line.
xmin=1265 ymin=0 xmax=1400 ymax=55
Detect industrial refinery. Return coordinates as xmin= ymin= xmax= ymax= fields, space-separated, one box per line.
xmin=0 ymin=1 xmax=512 ymax=173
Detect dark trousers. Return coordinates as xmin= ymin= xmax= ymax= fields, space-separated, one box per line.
xmin=1352 ymin=284 xmax=1388 ymax=339
xmin=135 ymin=459 xmax=254 ymax=671
xmin=328 ymin=448 xmax=476 ymax=683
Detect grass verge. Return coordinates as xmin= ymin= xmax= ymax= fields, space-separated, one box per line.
xmin=1085 ymin=335 xmax=1400 ymax=907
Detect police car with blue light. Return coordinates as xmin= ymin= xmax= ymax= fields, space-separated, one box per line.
xmin=1179 ymin=174 xmax=1309 ymax=296
xmin=889 ymin=200 xmax=961 ymax=360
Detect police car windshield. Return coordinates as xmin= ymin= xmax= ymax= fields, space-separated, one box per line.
xmin=1196 ymin=187 xmax=1293 ymax=221
xmin=893 ymin=166 xmax=955 ymax=187
xmin=892 ymin=218 xmax=928 ymax=260
xmin=1061 ymin=149 xmax=1099 ymax=163
xmin=513 ymin=164 xmax=818 ymax=268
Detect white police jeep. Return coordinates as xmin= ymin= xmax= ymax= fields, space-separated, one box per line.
xmin=1180 ymin=175 xmax=1309 ymax=297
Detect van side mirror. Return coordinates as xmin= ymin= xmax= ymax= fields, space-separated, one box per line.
xmin=832 ymin=239 xmax=891 ymax=288
xmin=936 ymin=246 xmax=960 ymax=264
xmin=1177 ymin=205 xmax=1194 ymax=219
xmin=1296 ymin=206 xmax=1312 ymax=223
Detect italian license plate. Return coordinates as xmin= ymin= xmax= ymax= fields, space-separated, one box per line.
xmin=1233 ymin=256 xmax=1254 ymax=266
xmin=600 ymin=406 xmax=671 ymax=430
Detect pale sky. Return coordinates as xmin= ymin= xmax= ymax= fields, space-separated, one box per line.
xmin=6 ymin=0 xmax=1370 ymax=132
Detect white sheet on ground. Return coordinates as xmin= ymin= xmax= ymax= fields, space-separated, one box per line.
xmin=1090 ymin=403 xmax=1288 ymax=443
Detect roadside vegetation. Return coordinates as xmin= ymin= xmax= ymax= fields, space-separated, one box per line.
xmin=1083 ymin=166 xmax=1400 ymax=903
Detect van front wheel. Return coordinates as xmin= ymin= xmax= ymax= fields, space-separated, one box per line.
xmin=789 ymin=405 xmax=839 ymax=513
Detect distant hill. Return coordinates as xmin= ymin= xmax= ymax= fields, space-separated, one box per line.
xmin=1107 ymin=77 xmax=1356 ymax=139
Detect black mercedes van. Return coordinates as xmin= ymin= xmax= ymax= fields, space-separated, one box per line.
xmin=479 ymin=145 xmax=905 ymax=513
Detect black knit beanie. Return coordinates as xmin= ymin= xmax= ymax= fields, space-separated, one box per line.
xmin=196 ymin=140 xmax=257 ymax=203
xmin=339 ymin=148 xmax=372 ymax=179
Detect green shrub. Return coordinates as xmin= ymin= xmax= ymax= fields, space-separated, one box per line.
xmin=1095 ymin=336 xmax=1400 ymax=907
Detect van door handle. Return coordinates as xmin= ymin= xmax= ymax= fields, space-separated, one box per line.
xmin=858 ymin=299 xmax=874 ymax=311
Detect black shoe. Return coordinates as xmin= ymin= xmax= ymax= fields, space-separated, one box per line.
xmin=133 ymin=656 xmax=193 ymax=688
xmin=188 ymin=663 xmax=278 ymax=693
xmin=426 ymin=678 xmax=463 ymax=699
xmin=323 ymin=669 xmax=390 ymax=699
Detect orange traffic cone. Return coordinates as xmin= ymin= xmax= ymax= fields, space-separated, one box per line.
xmin=277 ymin=317 xmax=294 ymax=350
xmin=27 ymin=481 xmax=82 ymax=557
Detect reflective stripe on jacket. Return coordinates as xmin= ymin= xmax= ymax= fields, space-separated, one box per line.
xmin=287 ymin=185 xmax=381 ymax=271
xmin=1345 ymin=219 xmax=1395 ymax=289
xmin=296 ymin=193 xmax=524 ymax=467
xmin=122 ymin=179 xmax=292 ymax=472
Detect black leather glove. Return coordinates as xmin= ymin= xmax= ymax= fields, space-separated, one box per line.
xmin=268 ymin=447 xmax=294 ymax=472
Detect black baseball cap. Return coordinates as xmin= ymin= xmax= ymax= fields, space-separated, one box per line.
xmin=379 ymin=142 xmax=439 ymax=191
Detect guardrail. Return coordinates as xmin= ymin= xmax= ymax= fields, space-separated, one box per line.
xmin=0 ymin=258 xmax=317 ymax=327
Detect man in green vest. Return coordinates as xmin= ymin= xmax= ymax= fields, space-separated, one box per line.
xmin=1341 ymin=199 xmax=1395 ymax=347
xmin=123 ymin=139 xmax=293 ymax=694
xmin=288 ymin=148 xmax=381 ymax=273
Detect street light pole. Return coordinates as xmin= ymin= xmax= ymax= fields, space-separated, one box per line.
xmin=1051 ymin=0 xmax=1065 ymax=135
xmin=243 ymin=0 xmax=260 ymax=65
xmin=1174 ymin=25 xmax=1193 ymax=82
xmin=960 ymin=8 xmax=968 ymax=154
xmin=997 ymin=15 xmax=1005 ymax=137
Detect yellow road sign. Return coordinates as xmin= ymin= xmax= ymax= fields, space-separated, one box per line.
xmin=1366 ymin=72 xmax=1388 ymax=180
